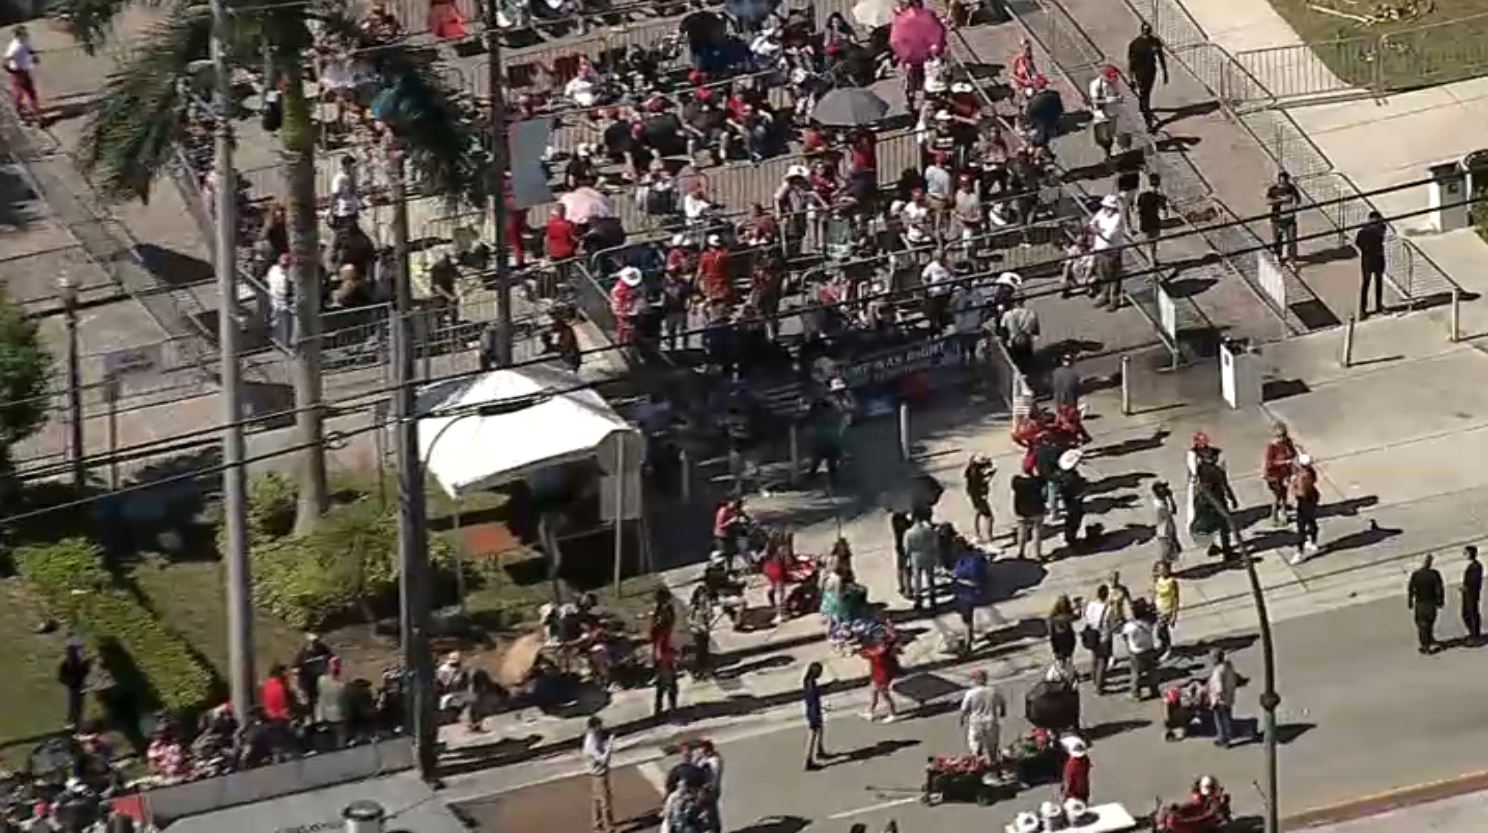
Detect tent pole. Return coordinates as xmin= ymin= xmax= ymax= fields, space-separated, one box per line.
xmin=614 ymin=434 xmax=625 ymax=596
xmin=454 ymin=498 xmax=467 ymax=615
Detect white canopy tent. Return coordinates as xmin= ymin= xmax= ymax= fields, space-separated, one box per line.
xmin=415 ymin=364 xmax=645 ymax=594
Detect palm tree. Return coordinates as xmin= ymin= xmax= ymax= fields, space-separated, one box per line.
xmin=56 ymin=0 xmax=492 ymax=532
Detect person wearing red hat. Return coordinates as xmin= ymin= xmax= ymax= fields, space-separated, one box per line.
xmin=1088 ymin=65 xmax=1122 ymax=158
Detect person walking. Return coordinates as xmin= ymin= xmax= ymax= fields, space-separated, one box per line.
xmin=861 ymin=641 xmax=899 ymax=723
xmin=1289 ymin=453 xmax=1322 ymax=565
xmin=1408 ymin=554 xmax=1446 ymax=654
xmin=1011 ymin=471 xmax=1046 ymax=561
xmin=1152 ymin=481 xmax=1180 ymax=567
xmin=5 ymin=26 xmax=41 ymax=123
xmin=904 ymin=517 xmax=941 ymax=612
xmin=959 ymin=669 xmax=1007 ymax=767
xmin=1153 ymin=561 xmax=1180 ymax=657
xmin=696 ymin=740 xmax=725 ymax=833
xmin=1126 ymin=22 xmax=1168 ymax=131
xmin=1089 ymin=195 xmax=1127 ymax=310
xmin=1082 ymin=585 xmax=1115 ymax=694
xmin=1206 ymin=649 xmax=1238 ymax=748
xmin=1048 ymin=595 xmax=1078 ymax=663
xmin=953 ymin=543 xmax=991 ymax=653
xmin=1088 ymin=66 xmax=1122 ymax=158
xmin=1136 ymin=173 xmax=1169 ymax=265
xmin=686 ymin=585 xmax=717 ymax=678
xmin=999 ymin=296 xmax=1040 ymax=373
xmin=1263 ymin=423 xmax=1297 ymax=527
xmin=1049 ymin=352 xmax=1081 ymax=412
xmin=293 ymin=632 xmax=335 ymax=720
xmin=964 ymin=453 xmax=996 ymax=543
xmin=1463 ymin=546 xmax=1483 ymax=644
xmin=1356 ymin=210 xmax=1387 ymax=319
xmin=802 ymin=662 xmax=830 ymax=769
xmin=1266 ymin=171 xmax=1301 ymax=265
xmin=57 ymin=641 xmax=90 ymax=729
xmin=1060 ymin=737 xmax=1092 ymax=802
xmin=583 ymin=716 xmax=616 ymax=833
xmin=313 ymin=657 xmax=350 ymax=751
xmin=1121 ymin=601 xmax=1159 ymax=700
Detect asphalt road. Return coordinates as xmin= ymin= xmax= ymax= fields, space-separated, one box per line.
xmin=456 ymin=591 xmax=1488 ymax=833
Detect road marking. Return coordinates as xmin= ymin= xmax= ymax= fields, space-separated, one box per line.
xmin=826 ymin=797 xmax=919 ymax=820
xmin=637 ymin=762 xmax=668 ymax=796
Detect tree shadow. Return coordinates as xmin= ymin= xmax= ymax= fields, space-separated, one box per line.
xmin=733 ymin=816 xmax=811 ymax=833
xmin=1320 ymin=519 xmax=1400 ymax=555
xmin=1079 ymin=523 xmax=1154 ymax=555
xmin=1082 ymin=471 xmax=1157 ymax=495
xmin=133 ymin=243 xmax=214 ymax=287
xmin=985 ymin=558 xmax=1049 ymax=601
xmin=0 ymin=165 xmax=38 ymax=230
xmin=1084 ymin=493 xmax=1138 ymax=516
xmin=1164 ymin=276 xmax=1217 ymax=300
xmin=1152 ymin=100 xmax=1221 ymax=129
xmin=1088 ymin=431 xmax=1170 ymax=460
xmin=1084 ymin=718 xmax=1151 ymax=740
xmin=712 ymin=653 xmax=795 ymax=681
xmin=1176 ymin=558 xmax=1245 ymax=581
xmin=1170 ymin=633 xmax=1257 ymax=660
xmin=828 ymin=738 xmax=921 ymax=765
xmin=1318 ymin=495 xmax=1379 ymax=520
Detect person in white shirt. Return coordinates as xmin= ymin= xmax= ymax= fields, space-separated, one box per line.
xmin=924 ymin=152 xmax=953 ymax=236
xmin=1088 ymin=194 xmax=1127 ymax=310
xmin=697 ymin=739 xmax=725 ymax=832
xmin=1087 ymin=65 xmax=1121 ymax=157
xmin=959 ymin=669 xmax=1007 ymax=766
xmin=921 ymin=250 xmax=955 ymax=332
xmin=1082 ymin=585 xmax=1114 ymax=694
xmin=328 ymin=156 xmax=361 ymax=230
xmin=5 ymin=25 xmax=40 ymax=121
xmin=583 ymin=717 xmax=616 ymax=833
xmin=923 ymin=43 xmax=949 ymax=95
xmin=1121 ymin=601 xmax=1159 ymax=701
xmin=900 ymin=190 xmax=932 ymax=249
xmin=265 ymin=253 xmax=294 ymax=346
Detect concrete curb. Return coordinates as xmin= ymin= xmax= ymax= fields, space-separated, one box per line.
xmin=1282 ymin=770 xmax=1488 ymax=829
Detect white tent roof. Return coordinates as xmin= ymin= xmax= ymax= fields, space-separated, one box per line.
xmin=417 ymin=364 xmax=642 ymax=499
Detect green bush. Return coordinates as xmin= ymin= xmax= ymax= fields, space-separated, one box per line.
xmin=15 ymin=538 xmax=216 ymax=713
xmin=247 ymin=471 xmax=297 ymax=541
xmin=250 ymin=498 xmax=454 ymax=629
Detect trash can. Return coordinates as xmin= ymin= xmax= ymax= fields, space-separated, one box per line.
xmin=1428 ymin=161 xmax=1468 ymax=233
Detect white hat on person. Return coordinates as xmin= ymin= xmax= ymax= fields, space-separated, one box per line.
xmin=1101 ymin=194 xmax=1121 ymax=209
xmin=951 ymin=81 xmax=974 ymax=93
xmin=618 ymin=266 xmax=644 ymax=287
xmin=1298 ymin=453 xmax=1313 ymax=465
xmin=1062 ymin=736 xmax=1089 ymax=757
xmin=787 ymin=164 xmax=809 ymax=178
xmin=1058 ymin=449 xmax=1084 ymax=471
xmin=995 ymin=271 xmax=1024 ymax=287
xmin=706 ymin=233 xmax=723 ymax=247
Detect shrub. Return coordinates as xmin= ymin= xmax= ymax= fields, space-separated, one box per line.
xmin=250 ymin=498 xmax=454 ymax=629
xmin=247 ymin=471 xmax=297 ymax=541
xmin=15 ymin=538 xmax=216 ymax=713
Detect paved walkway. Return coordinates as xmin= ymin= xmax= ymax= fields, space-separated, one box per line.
xmin=439 ymin=306 xmax=1488 ymax=778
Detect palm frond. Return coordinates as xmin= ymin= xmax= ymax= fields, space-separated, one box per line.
xmin=79 ymin=7 xmax=212 ymax=202
xmin=367 ymin=48 xmax=493 ymax=208
xmin=51 ymin=0 xmax=180 ymax=54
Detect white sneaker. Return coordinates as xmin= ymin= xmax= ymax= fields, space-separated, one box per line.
xmin=1289 ymin=552 xmax=1305 ymax=566
xmin=859 ymin=711 xmax=876 ymax=721
xmin=1305 ymin=541 xmax=1321 ymax=555
xmin=880 ymin=714 xmax=898 ymax=724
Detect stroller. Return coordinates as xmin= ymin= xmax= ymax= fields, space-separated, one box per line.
xmin=1155 ymin=778 xmax=1233 ymax=833
xmin=1162 ymin=680 xmax=1212 ymax=741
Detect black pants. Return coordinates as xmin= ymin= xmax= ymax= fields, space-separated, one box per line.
xmin=692 ymin=631 xmax=711 ymax=676
xmin=1133 ymin=71 xmax=1157 ymax=126
xmin=1415 ymin=606 xmax=1438 ymax=651
xmin=1360 ymin=261 xmax=1384 ymax=317
xmin=1464 ymin=594 xmax=1481 ymax=641
xmin=1272 ymin=220 xmax=1298 ymax=262
xmin=65 ymin=686 xmax=85 ymax=728
xmin=1295 ymin=494 xmax=1319 ymax=549
xmin=654 ymin=669 xmax=679 ymax=715
xmin=1062 ymin=500 xmax=1084 ymax=548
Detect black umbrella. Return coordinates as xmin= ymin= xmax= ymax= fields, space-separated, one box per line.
xmin=880 ymin=474 xmax=944 ymax=514
xmin=812 ymin=88 xmax=891 ymax=127
xmin=724 ymin=0 xmax=780 ymax=26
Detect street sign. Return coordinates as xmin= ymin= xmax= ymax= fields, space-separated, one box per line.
xmin=101 ymin=344 xmax=160 ymax=378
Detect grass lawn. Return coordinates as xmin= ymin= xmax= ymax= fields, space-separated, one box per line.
xmin=0 ymin=579 xmax=76 ymax=752
xmin=1265 ymin=0 xmax=1488 ymax=89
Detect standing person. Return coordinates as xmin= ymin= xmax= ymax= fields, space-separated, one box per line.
xmin=964 ymin=453 xmax=996 ymax=543
xmin=999 ymin=297 xmax=1040 ymax=373
xmin=1462 ymin=546 xmax=1483 ymax=644
xmin=266 ymin=253 xmax=294 ymax=346
xmin=696 ymin=740 xmax=725 ymax=833
xmin=1060 ymin=737 xmax=1092 ymax=802
xmin=1191 ymin=438 xmax=1240 ymax=561
xmin=654 ymin=637 xmax=681 ymax=717
xmin=861 ymin=641 xmax=899 ymax=723
xmin=293 ymin=632 xmax=334 ymax=720
xmin=1088 ymin=65 xmax=1122 ymax=158
xmin=5 ymin=26 xmax=41 ymax=123
xmin=1121 ymin=601 xmax=1159 ymax=700
xmin=686 ymin=585 xmax=716 ymax=679
xmin=904 ymin=517 xmax=941 ymax=612
xmin=952 ymin=544 xmax=991 ymax=653
xmin=1135 ymin=173 xmax=1169 ymax=265
xmin=583 ymin=717 xmax=616 ymax=833
xmin=1049 ymin=352 xmax=1081 ymax=412
xmin=1048 ymin=595 xmax=1078 ymax=663
xmin=1056 ymin=449 xmax=1088 ymax=550
xmin=1206 ymin=650 xmax=1238 ymax=748
xmin=57 ymin=641 xmax=90 ymax=729
xmin=1011 ymin=471 xmax=1046 ymax=561
xmin=802 ymin=662 xmax=830 ymax=770
xmin=1263 ymin=423 xmax=1298 ymax=527
xmin=1289 ymin=453 xmax=1322 ymax=565
xmin=1152 ymin=481 xmax=1180 ymax=567
xmin=1082 ymin=585 xmax=1114 ymax=694
xmin=1408 ymin=554 xmax=1446 ymax=654
xmin=1126 ymin=23 xmax=1168 ymax=131
xmin=1089 ymin=195 xmax=1127 ymax=310
xmin=959 ymin=669 xmax=1007 ymax=767
xmin=313 ymin=657 xmax=350 ymax=751
xmin=1153 ymin=561 xmax=1180 ymax=657
xmin=1266 ymin=171 xmax=1301 ymax=266
xmin=1356 ymin=210 xmax=1388 ymax=319
xmin=890 ymin=511 xmax=914 ymax=600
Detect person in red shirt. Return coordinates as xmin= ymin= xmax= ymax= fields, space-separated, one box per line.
xmin=260 ymin=664 xmax=295 ymax=722
xmin=862 ymin=640 xmax=899 ymax=722
xmin=1061 ymin=737 xmax=1092 ymax=801
xmin=849 ymin=128 xmax=877 ymax=174
xmin=696 ymin=235 xmax=734 ymax=307
xmin=505 ymin=189 xmax=528 ymax=269
xmin=545 ymin=204 xmax=579 ymax=261
xmin=1263 ymin=422 xmax=1297 ymax=525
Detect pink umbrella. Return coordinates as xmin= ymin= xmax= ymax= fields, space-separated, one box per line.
xmin=889 ymin=6 xmax=947 ymax=66
xmin=559 ymin=186 xmax=616 ymax=224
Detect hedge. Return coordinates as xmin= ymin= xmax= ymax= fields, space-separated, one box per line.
xmin=15 ymin=538 xmax=216 ymax=713
xmin=250 ymin=498 xmax=454 ymax=629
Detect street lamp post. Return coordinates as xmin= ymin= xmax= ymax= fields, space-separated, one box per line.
xmin=1237 ymin=524 xmax=1281 ymax=833
xmin=57 ymin=273 xmax=84 ymax=488
xmin=484 ymin=0 xmax=513 ymax=366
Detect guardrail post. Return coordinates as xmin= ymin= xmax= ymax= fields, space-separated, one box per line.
xmin=1120 ymin=355 xmax=1133 ymax=415
xmin=898 ymin=401 xmax=911 ymax=461
xmin=1451 ymin=287 xmax=1462 ymax=343
xmin=679 ymin=447 xmax=692 ymax=503
xmin=1340 ymin=315 xmax=1355 ymax=368
xmin=788 ymin=424 xmax=801 ymax=486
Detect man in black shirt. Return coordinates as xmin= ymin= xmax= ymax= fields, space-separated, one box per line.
xmin=1265 ymin=171 xmax=1301 ymax=265
xmin=1462 ymin=546 xmax=1482 ymax=643
xmin=1136 ymin=172 xmax=1169 ymax=265
xmin=964 ymin=454 xmax=995 ymax=543
xmin=1407 ymin=554 xmax=1445 ymax=654
xmin=1355 ymin=209 xmax=1387 ymax=318
xmin=1127 ymin=23 xmax=1169 ymax=131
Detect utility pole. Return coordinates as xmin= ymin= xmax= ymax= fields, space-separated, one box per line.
xmin=388 ymin=145 xmax=438 ymax=782
xmin=210 ymin=0 xmax=254 ymax=719
xmin=484 ymin=4 xmax=513 ymax=366
xmin=56 ymin=273 xmax=84 ymax=489
xmin=1242 ymin=530 xmax=1281 ymax=833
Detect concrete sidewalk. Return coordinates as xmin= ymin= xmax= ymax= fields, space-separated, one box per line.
xmin=439 ymin=307 xmax=1488 ymax=775
xmin=1296 ymin=785 xmax=1488 ymax=832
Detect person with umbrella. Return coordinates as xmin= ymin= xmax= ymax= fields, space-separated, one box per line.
xmin=890 ymin=0 xmax=947 ymax=113
xmin=726 ymin=0 xmax=781 ymax=35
